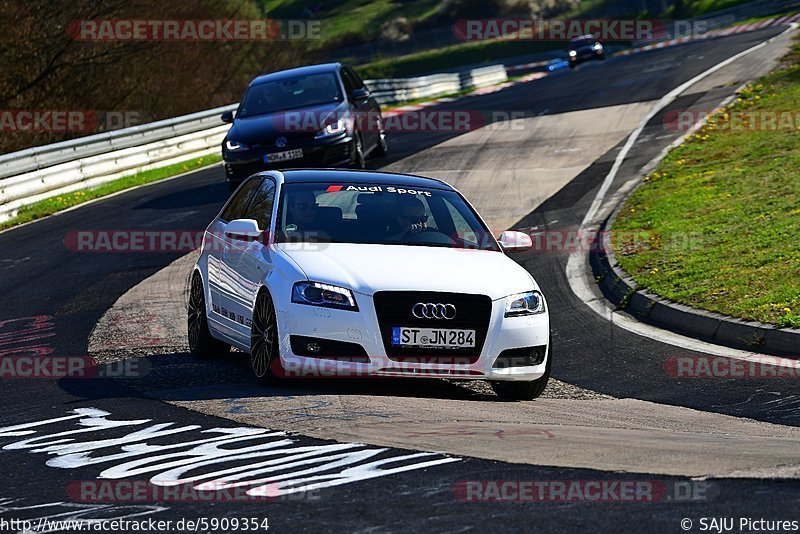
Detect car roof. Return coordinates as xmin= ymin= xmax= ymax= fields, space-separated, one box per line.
xmin=250 ymin=63 xmax=342 ymax=87
xmin=275 ymin=169 xmax=455 ymax=190
xmin=571 ymin=35 xmax=597 ymax=42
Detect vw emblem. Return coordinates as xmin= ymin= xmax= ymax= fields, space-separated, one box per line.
xmin=275 ymin=136 xmax=287 ymax=148
xmin=412 ymin=303 xmax=456 ymax=320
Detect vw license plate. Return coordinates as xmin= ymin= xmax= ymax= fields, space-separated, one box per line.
xmin=391 ymin=327 xmax=475 ymax=348
xmin=264 ymin=148 xmax=302 ymax=163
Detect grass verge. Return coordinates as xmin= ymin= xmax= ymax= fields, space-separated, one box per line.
xmin=0 ymin=154 xmax=221 ymax=232
xmin=611 ymin=35 xmax=800 ymax=328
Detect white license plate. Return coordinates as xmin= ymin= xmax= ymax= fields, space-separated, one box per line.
xmin=391 ymin=327 xmax=475 ymax=348
xmin=264 ymin=148 xmax=302 ymax=163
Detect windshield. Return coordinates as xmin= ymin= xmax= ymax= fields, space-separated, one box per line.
xmin=275 ymin=182 xmax=499 ymax=251
xmin=570 ymin=38 xmax=595 ymax=47
xmin=237 ymin=73 xmax=343 ymax=118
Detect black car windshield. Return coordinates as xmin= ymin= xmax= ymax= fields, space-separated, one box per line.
xmin=275 ymin=183 xmax=499 ymax=251
xmin=237 ymin=73 xmax=343 ymax=118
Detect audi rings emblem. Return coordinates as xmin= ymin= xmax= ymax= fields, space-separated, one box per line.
xmin=412 ymin=303 xmax=457 ymax=320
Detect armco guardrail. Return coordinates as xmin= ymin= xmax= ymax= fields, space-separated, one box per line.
xmin=0 ymin=65 xmax=509 ymax=223
xmin=0 ymin=104 xmax=237 ymax=223
xmin=366 ymin=73 xmax=461 ymax=105
xmin=0 ymin=104 xmax=237 ymax=180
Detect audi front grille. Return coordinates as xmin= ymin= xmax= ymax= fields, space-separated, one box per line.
xmin=372 ymin=291 xmax=492 ymax=364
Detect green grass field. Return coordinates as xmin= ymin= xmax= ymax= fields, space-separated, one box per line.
xmin=261 ymin=0 xmax=442 ymax=49
xmin=611 ymin=38 xmax=800 ymax=328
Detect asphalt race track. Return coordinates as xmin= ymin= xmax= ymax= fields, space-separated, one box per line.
xmin=1 ymin=26 xmax=799 ymax=533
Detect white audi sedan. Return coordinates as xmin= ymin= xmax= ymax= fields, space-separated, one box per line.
xmin=189 ymin=169 xmax=551 ymax=400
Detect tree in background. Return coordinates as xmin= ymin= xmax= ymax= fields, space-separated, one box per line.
xmin=0 ymin=0 xmax=310 ymax=153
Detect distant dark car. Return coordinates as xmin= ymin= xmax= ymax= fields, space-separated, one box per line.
xmin=567 ymin=35 xmax=605 ymax=68
xmin=221 ymin=63 xmax=388 ymax=190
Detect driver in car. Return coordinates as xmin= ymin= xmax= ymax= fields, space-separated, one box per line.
xmin=285 ymin=190 xmax=326 ymax=241
xmin=386 ymin=197 xmax=428 ymax=241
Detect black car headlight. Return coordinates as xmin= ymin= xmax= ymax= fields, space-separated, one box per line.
xmin=504 ymin=290 xmax=545 ymax=317
xmin=292 ymin=281 xmax=358 ymax=311
xmin=225 ymin=139 xmax=248 ymax=152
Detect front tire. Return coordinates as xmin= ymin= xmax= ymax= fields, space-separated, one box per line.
xmin=250 ymin=289 xmax=281 ymax=384
xmin=373 ymin=126 xmax=389 ymax=158
xmin=188 ymin=273 xmax=230 ymax=358
xmin=351 ymin=133 xmax=367 ymax=169
xmin=490 ymin=341 xmax=552 ymax=401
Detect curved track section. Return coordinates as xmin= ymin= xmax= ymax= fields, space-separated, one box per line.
xmin=1 ymin=26 xmax=799 ymax=531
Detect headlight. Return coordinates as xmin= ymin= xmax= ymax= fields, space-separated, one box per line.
xmin=504 ymin=290 xmax=545 ymax=317
xmin=292 ymin=281 xmax=358 ymax=311
xmin=225 ymin=139 xmax=248 ymax=151
xmin=569 ymin=50 xmax=577 ymax=57
xmin=315 ymin=118 xmax=347 ymax=139
xmin=593 ymin=42 xmax=603 ymax=50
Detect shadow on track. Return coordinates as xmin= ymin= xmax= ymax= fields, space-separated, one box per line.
xmin=57 ymin=350 xmax=499 ymax=404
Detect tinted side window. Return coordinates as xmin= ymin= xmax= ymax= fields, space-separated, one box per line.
xmin=346 ymin=67 xmax=366 ymax=89
xmin=340 ymin=68 xmax=357 ymax=95
xmin=246 ymin=178 xmax=277 ymax=230
xmin=220 ymin=179 xmax=260 ymax=222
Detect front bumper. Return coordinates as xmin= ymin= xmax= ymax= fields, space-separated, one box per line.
xmin=274 ymin=292 xmax=550 ymax=381
xmin=223 ymin=133 xmax=354 ymax=183
xmin=569 ymin=49 xmax=604 ymax=64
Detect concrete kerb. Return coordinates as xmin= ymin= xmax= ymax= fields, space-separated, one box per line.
xmin=590 ymin=131 xmax=800 ymax=358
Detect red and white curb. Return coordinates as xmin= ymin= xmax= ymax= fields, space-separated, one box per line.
xmin=504 ymin=13 xmax=800 ymax=70
xmin=618 ymin=13 xmax=800 ymax=56
xmin=380 ymin=13 xmax=800 ymax=119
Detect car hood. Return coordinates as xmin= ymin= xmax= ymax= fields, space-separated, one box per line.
xmin=228 ymin=101 xmax=347 ymax=145
xmin=277 ymin=243 xmax=537 ymax=300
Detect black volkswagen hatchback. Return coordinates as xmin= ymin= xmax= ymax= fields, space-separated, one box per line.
xmin=221 ymin=63 xmax=388 ymax=190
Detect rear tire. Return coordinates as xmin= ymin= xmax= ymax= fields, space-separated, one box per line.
xmin=490 ymin=341 xmax=552 ymax=401
xmin=188 ymin=272 xmax=230 ymax=358
xmin=250 ymin=289 xmax=281 ymax=384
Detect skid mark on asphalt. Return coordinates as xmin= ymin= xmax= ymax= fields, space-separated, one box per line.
xmin=224 ymin=396 xmax=398 ymax=422
xmin=401 ymin=424 xmax=556 ymax=440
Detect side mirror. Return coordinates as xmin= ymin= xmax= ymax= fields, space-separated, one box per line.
xmin=224 ymin=219 xmax=264 ymax=242
xmin=221 ymin=110 xmax=235 ymax=123
xmin=351 ymin=87 xmax=370 ymax=101
xmin=498 ymin=231 xmax=532 ymax=253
